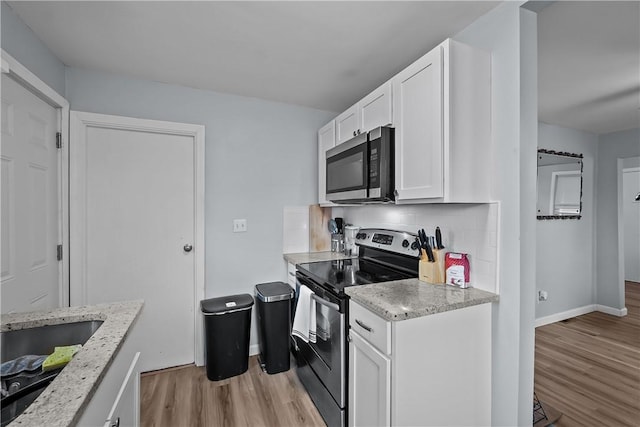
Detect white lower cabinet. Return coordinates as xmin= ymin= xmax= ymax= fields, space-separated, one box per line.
xmin=349 ymin=330 xmax=391 ymax=427
xmin=104 ymin=352 xmax=141 ymax=427
xmin=348 ymin=300 xmax=492 ymax=427
xmin=78 ymin=332 xmax=141 ymax=427
xmin=287 ymin=262 xmax=297 ymax=288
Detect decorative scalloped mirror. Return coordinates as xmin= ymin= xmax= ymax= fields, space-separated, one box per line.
xmin=536 ymin=149 xmax=583 ymax=220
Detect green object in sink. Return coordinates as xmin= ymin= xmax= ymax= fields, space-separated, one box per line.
xmin=41 ymin=344 xmax=82 ymax=372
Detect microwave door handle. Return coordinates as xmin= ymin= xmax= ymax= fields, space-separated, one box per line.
xmin=311 ymin=293 xmax=340 ymax=311
xmin=364 ymin=142 xmax=370 ymax=196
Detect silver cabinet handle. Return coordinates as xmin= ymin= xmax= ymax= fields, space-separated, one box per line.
xmin=184 ymin=244 xmax=193 ymax=252
xmin=355 ymin=319 xmax=373 ymax=332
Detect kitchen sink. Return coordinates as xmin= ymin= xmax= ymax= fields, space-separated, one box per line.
xmin=1 ymin=320 xmax=104 ymax=425
xmin=1 ymin=320 xmax=103 ymax=361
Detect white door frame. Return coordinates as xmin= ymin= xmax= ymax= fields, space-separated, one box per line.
xmin=70 ymin=111 xmax=206 ymax=366
xmin=1 ymin=49 xmax=70 ymax=308
xmin=618 ymin=161 xmax=640 ymax=311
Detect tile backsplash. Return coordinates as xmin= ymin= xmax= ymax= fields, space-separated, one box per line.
xmin=334 ymin=203 xmax=500 ymax=294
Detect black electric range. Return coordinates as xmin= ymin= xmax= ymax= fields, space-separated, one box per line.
xmin=297 ymin=228 xmax=420 ymax=296
xmin=297 ymin=255 xmax=415 ymax=295
xmin=292 ymin=229 xmax=420 ymax=427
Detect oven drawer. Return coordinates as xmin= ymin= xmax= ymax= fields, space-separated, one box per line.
xmin=349 ymin=300 xmax=391 ymax=355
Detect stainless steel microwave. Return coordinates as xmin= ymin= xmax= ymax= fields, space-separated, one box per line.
xmin=326 ymin=126 xmax=394 ymax=204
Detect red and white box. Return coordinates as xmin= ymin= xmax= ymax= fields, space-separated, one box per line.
xmin=445 ymin=252 xmax=470 ymax=288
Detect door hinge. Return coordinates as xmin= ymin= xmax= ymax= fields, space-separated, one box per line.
xmin=56 ymin=132 xmax=62 ymax=149
xmin=57 ymin=244 xmax=63 ymax=261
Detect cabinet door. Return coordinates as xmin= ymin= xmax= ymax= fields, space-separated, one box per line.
xmin=349 ymin=331 xmax=391 ymax=427
xmin=318 ymin=120 xmax=336 ymax=206
xmin=335 ymin=104 xmax=360 ymax=145
xmin=393 ymin=46 xmax=444 ymax=201
xmin=103 ymin=352 xmax=141 ymax=427
xmin=287 ymin=262 xmax=296 ymax=288
xmin=360 ymin=82 xmax=392 ymax=133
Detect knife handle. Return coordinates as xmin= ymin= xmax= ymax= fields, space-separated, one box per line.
xmin=425 ymin=242 xmax=435 ymax=262
xmin=435 ymin=227 xmax=444 ymax=249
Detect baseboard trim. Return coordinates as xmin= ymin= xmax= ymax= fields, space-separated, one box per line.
xmin=536 ymin=303 xmax=628 ymax=327
xmin=595 ymin=304 xmax=628 ymax=317
xmin=535 ymin=305 xmax=595 ymax=328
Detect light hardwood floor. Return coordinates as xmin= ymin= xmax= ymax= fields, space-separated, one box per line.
xmin=140 ymin=356 xmax=326 ymax=427
xmin=535 ymin=281 xmax=640 ymax=427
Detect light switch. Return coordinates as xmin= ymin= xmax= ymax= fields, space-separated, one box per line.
xmin=233 ymin=219 xmax=247 ymax=233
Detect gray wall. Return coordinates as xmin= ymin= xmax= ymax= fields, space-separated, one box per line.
xmin=1 ymin=1 xmax=66 ymax=96
xmin=65 ymin=67 xmax=335 ymax=349
xmin=596 ymin=127 xmax=640 ymax=309
xmin=536 ymin=123 xmax=598 ymax=319
xmin=455 ymin=2 xmax=536 ymax=425
xmin=2 ymin=0 xmax=335 ymax=356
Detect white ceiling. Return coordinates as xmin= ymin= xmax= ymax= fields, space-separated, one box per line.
xmin=7 ymin=1 xmax=640 ymax=135
xmin=6 ymin=1 xmax=500 ymax=112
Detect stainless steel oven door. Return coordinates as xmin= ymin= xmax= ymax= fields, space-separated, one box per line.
xmin=294 ymin=276 xmax=346 ymax=408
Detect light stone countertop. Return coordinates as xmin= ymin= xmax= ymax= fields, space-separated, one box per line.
xmin=283 ymin=251 xmax=355 ymax=265
xmin=1 ymin=300 xmax=143 ymax=427
xmin=345 ymin=279 xmax=498 ymax=321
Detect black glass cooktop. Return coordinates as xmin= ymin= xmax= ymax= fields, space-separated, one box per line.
xmin=297 ymin=258 xmax=416 ymax=295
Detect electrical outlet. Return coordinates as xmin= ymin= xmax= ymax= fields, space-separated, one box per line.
xmin=538 ymin=290 xmax=548 ymax=302
xmin=233 ymin=219 xmax=247 ymax=233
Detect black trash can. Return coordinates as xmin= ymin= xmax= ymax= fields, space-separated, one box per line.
xmin=255 ymin=282 xmax=294 ymax=374
xmin=201 ymin=293 xmax=254 ymax=381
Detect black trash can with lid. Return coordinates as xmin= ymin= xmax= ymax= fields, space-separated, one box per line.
xmin=201 ymin=293 xmax=254 ymax=381
xmin=255 ymin=282 xmax=294 ymax=374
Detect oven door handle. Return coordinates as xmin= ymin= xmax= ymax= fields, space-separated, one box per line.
xmin=311 ymin=293 xmax=340 ymax=312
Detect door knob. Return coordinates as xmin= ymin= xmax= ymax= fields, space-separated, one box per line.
xmin=183 ymin=244 xmax=193 ymax=252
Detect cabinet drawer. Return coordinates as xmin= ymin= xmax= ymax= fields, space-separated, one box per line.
xmin=349 ymin=301 xmax=391 ymax=355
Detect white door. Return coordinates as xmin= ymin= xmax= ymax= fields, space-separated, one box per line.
xmin=1 ymin=73 xmax=60 ymax=314
xmin=623 ymin=168 xmax=640 ymax=282
xmin=349 ymin=330 xmax=391 ymax=427
xmin=70 ymin=112 xmax=204 ymax=372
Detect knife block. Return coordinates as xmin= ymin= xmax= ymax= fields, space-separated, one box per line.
xmin=418 ymin=250 xmax=445 ymax=284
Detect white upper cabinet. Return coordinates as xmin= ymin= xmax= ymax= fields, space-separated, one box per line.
xmin=393 ymin=47 xmax=444 ymax=200
xmin=318 ymin=38 xmax=491 ymax=205
xmin=336 ymin=105 xmax=360 ymax=144
xmin=335 ymin=82 xmax=393 ymax=145
xmin=393 ymin=39 xmax=491 ymax=203
xmin=359 ymin=82 xmax=393 ymax=135
xmin=318 ymin=120 xmax=336 ymax=206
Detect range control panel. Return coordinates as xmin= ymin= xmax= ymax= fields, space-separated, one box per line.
xmin=356 ymin=228 xmax=420 ymax=257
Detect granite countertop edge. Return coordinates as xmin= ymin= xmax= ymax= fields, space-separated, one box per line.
xmin=345 ymin=279 xmax=499 ymax=321
xmin=1 ymin=300 xmax=144 ymax=427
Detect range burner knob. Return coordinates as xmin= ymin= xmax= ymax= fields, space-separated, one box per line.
xmin=356 ymin=233 xmax=367 ymax=240
xmin=402 ymin=239 xmax=410 ymax=248
xmin=410 ymin=240 xmax=420 ymax=250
